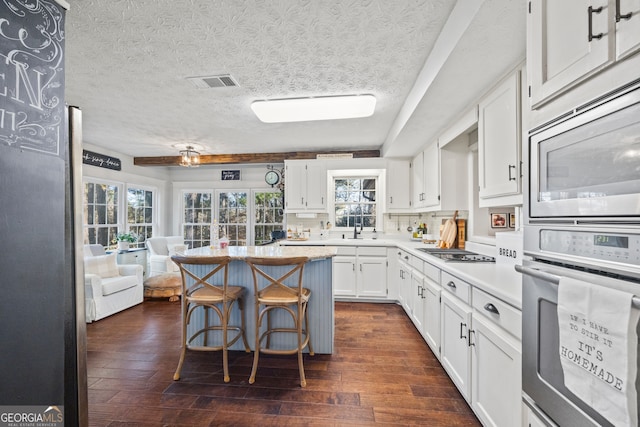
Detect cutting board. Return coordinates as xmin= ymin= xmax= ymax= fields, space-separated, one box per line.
xmin=438 ymin=210 xmax=458 ymax=249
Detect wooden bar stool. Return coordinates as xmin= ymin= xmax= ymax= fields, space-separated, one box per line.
xmin=171 ymin=255 xmax=250 ymax=383
xmin=245 ymin=256 xmax=314 ymax=387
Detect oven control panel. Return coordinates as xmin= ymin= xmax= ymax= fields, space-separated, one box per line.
xmin=540 ymin=230 xmax=640 ymax=265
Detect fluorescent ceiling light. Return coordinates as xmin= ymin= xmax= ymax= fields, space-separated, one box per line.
xmin=251 ymin=95 xmax=376 ymax=123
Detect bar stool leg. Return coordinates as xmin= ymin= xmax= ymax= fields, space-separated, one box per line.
xmin=248 ymin=302 xmax=261 ymax=384
xmin=173 ymin=302 xmax=189 ymax=381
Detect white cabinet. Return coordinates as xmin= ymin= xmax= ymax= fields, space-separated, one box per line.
xmin=332 ymin=246 xmax=387 ymax=299
xmin=411 ymin=150 xmax=425 ymax=209
xmin=385 ymin=248 xmax=400 ymax=302
xmin=385 ymin=159 xmax=412 ymax=212
xmin=409 ymin=268 xmax=425 ymax=332
xmin=422 ymin=268 xmax=441 ymax=358
xmin=411 ymin=138 xmax=468 ymax=212
xmin=478 ymin=70 xmax=522 ymax=206
xmin=440 ymin=290 xmax=472 ymax=401
xmin=616 ymin=0 xmax=640 ymax=60
xmin=398 ymin=251 xmax=412 ymax=313
xmin=529 ymin=0 xmax=640 ymax=106
xmin=116 ymin=248 xmax=148 ymax=278
xmin=284 ymin=160 xmax=327 ymax=212
xmin=471 ymin=314 xmax=522 ymax=427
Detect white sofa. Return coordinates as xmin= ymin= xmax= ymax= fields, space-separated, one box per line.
xmin=146 ymin=236 xmax=186 ymax=276
xmin=84 ymin=248 xmax=143 ymax=322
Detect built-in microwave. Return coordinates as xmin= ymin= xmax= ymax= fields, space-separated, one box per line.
xmin=529 ymin=80 xmax=640 ymax=221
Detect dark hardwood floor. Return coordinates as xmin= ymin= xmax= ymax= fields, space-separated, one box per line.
xmin=87 ymin=300 xmax=481 ymax=426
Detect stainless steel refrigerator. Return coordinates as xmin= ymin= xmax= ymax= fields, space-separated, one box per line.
xmin=1 ymin=1 xmax=88 ymax=424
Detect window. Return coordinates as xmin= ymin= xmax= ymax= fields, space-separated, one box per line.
xmin=183 ymin=191 xmax=212 ymax=249
xmin=84 ymin=181 xmax=119 ymax=248
xmin=254 ymin=191 xmax=284 ymax=245
xmin=127 ymin=187 xmax=154 ymax=248
xmin=333 ymin=176 xmax=378 ymax=229
xmin=218 ymin=191 xmax=248 ymax=246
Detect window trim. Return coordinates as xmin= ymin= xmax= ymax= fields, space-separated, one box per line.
xmin=327 ymin=169 xmax=385 ymax=232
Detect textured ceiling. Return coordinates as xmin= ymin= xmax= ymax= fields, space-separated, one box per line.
xmin=64 ymin=0 xmax=525 ymax=160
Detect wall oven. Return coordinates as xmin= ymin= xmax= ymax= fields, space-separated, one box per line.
xmin=529 ymin=80 xmax=640 ymax=220
xmin=523 ymin=81 xmax=640 ymax=426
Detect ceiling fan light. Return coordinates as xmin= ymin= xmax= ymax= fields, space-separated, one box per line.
xmin=251 ymin=95 xmax=376 ymax=123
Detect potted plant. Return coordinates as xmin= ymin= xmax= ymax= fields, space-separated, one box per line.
xmin=114 ymin=232 xmax=136 ymax=251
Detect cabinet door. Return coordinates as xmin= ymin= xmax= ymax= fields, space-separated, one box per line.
xmin=386 ymin=160 xmax=412 ymax=211
xmin=616 ymin=0 xmax=640 ymax=60
xmin=284 ymin=161 xmax=306 ymax=210
xmin=423 ymin=278 xmax=441 ymax=357
xmin=358 ymin=256 xmax=387 ymax=298
xmin=422 ymin=142 xmax=440 ymax=208
xmin=411 ymin=152 xmax=425 ymax=208
xmin=410 ymin=271 xmax=425 ymax=333
xmin=332 ymin=256 xmax=356 ymax=297
xmin=529 ymin=0 xmax=611 ymax=106
xmin=305 ymin=161 xmax=327 ymax=210
xmin=478 ymin=71 xmax=520 ymax=202
xmin=386 ymin=249 xmax=400 ymax=301
xmin=440 ymin=292 xmax=472 ymax=401
xmin=471 ymin=314 xmax=522 ymax=427
xmin=399 ymin=260 xmax=412 ymax=314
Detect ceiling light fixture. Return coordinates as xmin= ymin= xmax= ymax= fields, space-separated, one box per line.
xmin=179 ymin=146 xmax=200 ymax=167
xmin=251 ymin=94 xmax=376 ymax=123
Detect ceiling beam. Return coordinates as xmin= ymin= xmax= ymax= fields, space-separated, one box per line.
xmin=133 ymin=150 xmax=380 ymax=166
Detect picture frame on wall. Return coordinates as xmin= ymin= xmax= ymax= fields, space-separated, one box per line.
xmin=509 ymin=213 xmax=516 ymax=228
xmin=491 ymin=213 xmax=507 ymax=228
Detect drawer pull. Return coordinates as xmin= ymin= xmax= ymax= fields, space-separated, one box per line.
xmin=484 ymin=303 xmax=500 ymax=315
xmin=447 ymin=281 xmax=457 ymax=290
xmin=459 ymin=322 xmax=467 ymax=339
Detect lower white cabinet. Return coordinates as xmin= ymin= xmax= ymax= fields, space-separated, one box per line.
xmin=440 ymin=291 xmax=473 ymax=401
xmin=333 ymin=246 xmax=387 ymax=299
xmin=398 ymin=252 xmax=412 ymax=313
xmin=410 ymin=268 xmax=425 ymax=332
xmin=471 ymin=312 xmax=522 ymax=427
xmin=422 ymin=274 xmax=441 ymax=358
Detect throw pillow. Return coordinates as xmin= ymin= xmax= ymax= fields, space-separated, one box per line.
xmin=167 ymin=243 xmax=188 ymax=256
xmin=84 ymin=253 xmax=119 ymax=278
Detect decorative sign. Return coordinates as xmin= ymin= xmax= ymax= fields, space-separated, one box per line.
xmin=222 ymin=170 xmax=240 ymax=180
xmin=0 ymin=0 xmax=65 ymax=156
xmin=82 ymin=150 xmax=122 ymax=171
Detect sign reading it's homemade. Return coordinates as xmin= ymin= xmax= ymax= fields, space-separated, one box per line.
xmin=82 ymin=150 xmax=122 ymax=171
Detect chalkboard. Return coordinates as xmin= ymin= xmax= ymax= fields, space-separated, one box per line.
xmin=0 ymin=0 xmax=75 ymax=419
xmin=0 ymin=0 xmax=65 ymax=156
xmin=222 ymin=170 xmax=241 ymax=180
xmin=83 ymin=149 xmax=122 ymax=171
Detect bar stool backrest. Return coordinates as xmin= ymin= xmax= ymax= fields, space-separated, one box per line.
xmin=245 ymin=256 xmax=309 ymax=300
xmin=171 ymin=255 xmax=232 ymax=299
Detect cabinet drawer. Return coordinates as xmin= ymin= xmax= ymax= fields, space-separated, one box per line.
xmin=357 ymin=246 xmax=387 ymax=257
xmin=440 ymin=271 xmax=471 ymax=304
xmin=472 ymin=287 xmax=521 ymax=340
xmin=409 ymin=256 xmax=423 ymax=272
xmin=336 ymin=246 xmax=356 ymax=256
xmin=423 ymin=262 xmax=439 ymax=283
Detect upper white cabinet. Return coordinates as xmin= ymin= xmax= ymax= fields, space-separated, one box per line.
xmin=529 ymin=0 xmax=640 ymax=107
xmin=411 ymin=137 xmax=468 ymax=212
xmin=385 ymin=159 xmax=412 ymax=212
xmin=284 ymin=160 xmax=327 ymax=212
xmin=478 ymin=70 xmax=522 ymax=207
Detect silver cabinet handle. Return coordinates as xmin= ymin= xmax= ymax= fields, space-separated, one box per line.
xmin=588 ymin=6 xmax=604 ymax=41
xmin=447 ymin=281 xmax=456 ymax=290
xmin=484 ymin=303 xmax=500 ymax=315
xmin=616 ymin=0 xmax=632 ymax=21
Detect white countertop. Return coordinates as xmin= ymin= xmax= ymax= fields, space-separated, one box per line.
xmin=280 ymin=236 xmax=523 ymax=309
xmin=185 ymin=245 xmax=337 ymax=260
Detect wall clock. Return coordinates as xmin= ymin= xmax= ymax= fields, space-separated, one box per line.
xmin=265 ymin=170 xmax=280 ymax=186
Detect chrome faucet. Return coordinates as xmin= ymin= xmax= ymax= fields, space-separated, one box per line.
xmin=353 ymin=206 xmax=363 ymax=239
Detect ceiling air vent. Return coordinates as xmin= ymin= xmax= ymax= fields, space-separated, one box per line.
xmin=186 ymin=74 xmax=239 ymax=89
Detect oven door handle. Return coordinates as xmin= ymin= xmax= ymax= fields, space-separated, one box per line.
xmin=515 ymin=264 xmax=640 ymax=308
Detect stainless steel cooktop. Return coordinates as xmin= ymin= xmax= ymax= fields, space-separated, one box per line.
xmin=417 ymin=248 xmax=495 ymax=263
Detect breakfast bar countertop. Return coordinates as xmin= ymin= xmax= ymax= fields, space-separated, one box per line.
xmin=184 ymin=245 xmax=338 ymax=260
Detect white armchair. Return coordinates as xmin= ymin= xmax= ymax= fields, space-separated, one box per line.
xmin=146 ymin=236 xmax=187 ymax=276
xmin=84 ymin=248 xmax=143 ymax=322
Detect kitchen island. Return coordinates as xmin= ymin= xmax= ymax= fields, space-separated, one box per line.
xmin=178 ymin=245 xmax=337 ymax=353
